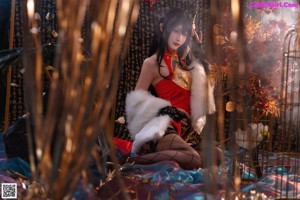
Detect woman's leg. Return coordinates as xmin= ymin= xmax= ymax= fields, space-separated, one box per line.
xmin=133 ymin=133 xmax=201 ymax=170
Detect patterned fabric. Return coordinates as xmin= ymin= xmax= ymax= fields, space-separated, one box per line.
xmin=172 ymin=65 xmax=192 ymax=90
xmin=163 ymin=50 xmax=192 ymax=90
xmin=157 ymin=106 xmax=187 ymax=122
xmin=9 ymin=0 xmax=58 ymax=127
xmin=135 ymin=133 xmax=202 ymax=170
xmin=6 ymin=0 xmax=24 ymax=131
xmin=157 ymin=105 xmax=201 ymax=147
xmin=164 ymin=50 xmax=192 ymax=90
xmin=0 ymin=0 xmax=66 ymax=131
xmin=157 ymin=105 xmax=188 ymax=135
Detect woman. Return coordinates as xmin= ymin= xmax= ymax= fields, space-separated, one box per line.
xmin=125 ymin=8 xmax=216 ymax=170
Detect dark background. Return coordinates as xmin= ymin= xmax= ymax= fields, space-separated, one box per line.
xmin=0 ymin=0 xmax=11 ymax=131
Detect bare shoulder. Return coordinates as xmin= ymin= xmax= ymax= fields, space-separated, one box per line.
xmin=139 ymin=54 xmax=159 ymax=78
xmin=142 ymin=54 xmax=157 ymax=71
xmin=135 ymin=54 xmax=158 ymax=90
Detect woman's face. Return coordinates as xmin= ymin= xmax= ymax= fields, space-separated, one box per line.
xmin=167 ymin=24 xmax=188 ymax=51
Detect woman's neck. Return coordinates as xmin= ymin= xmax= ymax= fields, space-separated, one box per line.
xmin=166 ymin=48 xmax=177 ymax=55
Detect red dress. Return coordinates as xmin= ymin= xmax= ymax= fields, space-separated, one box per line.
xmin=154 ymin=52 xmax=191 ymax=135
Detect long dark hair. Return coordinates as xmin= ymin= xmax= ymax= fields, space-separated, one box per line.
xmin=149 ymin=8 xmax=192 ymax=78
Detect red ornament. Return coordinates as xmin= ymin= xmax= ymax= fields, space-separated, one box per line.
xmin=143 ymin=0 xmax=158 ymax=10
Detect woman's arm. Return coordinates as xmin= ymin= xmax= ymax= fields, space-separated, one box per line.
xmin=135 ymin=57 xmax=156 ymax=90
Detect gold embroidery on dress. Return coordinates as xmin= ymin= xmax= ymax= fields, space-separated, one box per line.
xmin=172 ymin=64 xmax=192 ymax=90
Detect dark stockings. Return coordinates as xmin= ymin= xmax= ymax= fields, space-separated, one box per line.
xmin=133 ymin=133 xmax=201 ymax=170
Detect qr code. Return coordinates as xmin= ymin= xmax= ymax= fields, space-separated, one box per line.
xmin=1 ymin=183 xmax=17 ymax=199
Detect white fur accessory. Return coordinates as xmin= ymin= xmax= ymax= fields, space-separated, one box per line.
xmin=126 ymin=90 xmax=172 ymax=153
xmin=190 ymin=60 xmax=216 ymax=134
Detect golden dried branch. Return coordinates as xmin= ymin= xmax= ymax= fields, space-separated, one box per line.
xmin=22 ymin=0 xmax=139 ymax=199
